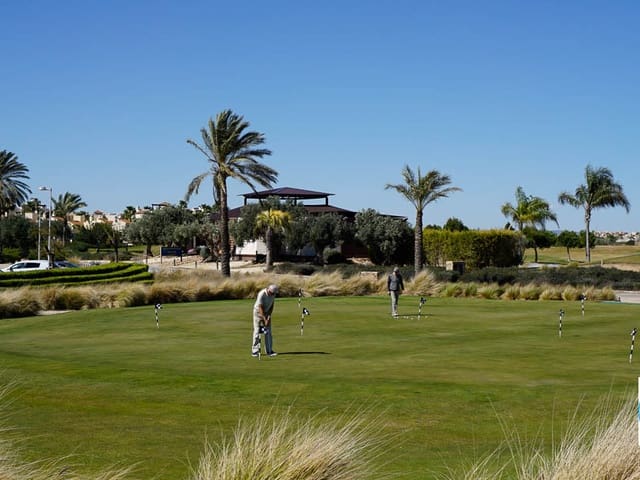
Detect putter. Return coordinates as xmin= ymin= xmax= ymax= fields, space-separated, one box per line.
xmin=253 ymin=321 xmax=266 ymax=360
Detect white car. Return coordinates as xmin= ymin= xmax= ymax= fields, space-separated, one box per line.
xmin=1 ymin=260 xmax=50 ymax=272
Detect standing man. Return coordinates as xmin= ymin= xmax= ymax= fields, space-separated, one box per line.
xmin=387 ymin=267 xmax=404 ymax=317
xmin=252 ymin=284 xmax=278 ymax=357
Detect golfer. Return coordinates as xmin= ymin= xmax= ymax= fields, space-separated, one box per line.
xmin=387 ymin=267 xmax=404 ymax=317
xmin=251 ymin=284 xmax=278 ymax=357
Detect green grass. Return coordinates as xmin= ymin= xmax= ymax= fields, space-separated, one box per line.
xmin=0 ymin=296 xmax=638 ymax=479
xmin=525 ymin=244 xmax=640 ymax=265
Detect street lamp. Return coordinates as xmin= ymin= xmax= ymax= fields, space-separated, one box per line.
xmin=39 ymin=186 xmax=52 ymax=268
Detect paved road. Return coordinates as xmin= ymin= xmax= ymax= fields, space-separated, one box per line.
xmin=615 ymin=291 xmax=640 ymax=304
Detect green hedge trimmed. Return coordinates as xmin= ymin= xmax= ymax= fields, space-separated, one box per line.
xmin=423 ymin=229 xmax=525 ymax=269
xmin=0 ymin=263 xmax=152 ymax=288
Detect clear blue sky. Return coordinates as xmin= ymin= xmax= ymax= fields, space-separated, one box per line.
xmin=2 ymin=1 xmax=638 ymax=232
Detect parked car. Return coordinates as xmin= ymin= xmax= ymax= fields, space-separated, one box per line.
xmin=1 ymin=260 xmax=50 ymax=272
xmin=54 ymin=260 xmax=79 ymax=268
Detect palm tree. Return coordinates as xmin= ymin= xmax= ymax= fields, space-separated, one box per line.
xmin=0 ymin=150 xmax=31 ymax=215
xmin=385 ymin=166 xmax=461 ymax=275
xmin=501 ymin=186 xmax=559 ymax=231
xmin=558 ymin=165 xmax=630 ymax=263
xmin=501 ymin=186 xmax=559 ymax=263
xmin=256 ymin=208 xmax=291 ymax=270
xmin=185 ymin=110 xmax=277 ymax=277
xmin=121 ymin=206 xmax=137 ymax=222
xmin=53 ymin=192 xmax=87 ymax=245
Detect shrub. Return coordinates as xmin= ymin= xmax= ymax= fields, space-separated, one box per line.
xmin=406 ymin=270 xmax=442 ymax=296
xmin=562 ymin=286 xmax=581 ymax=301
xmin=0 ymin=288 xmax=41 ymax=317
xmin=539 ymin=286 xmax=562 ymax=301
xmin=476 ymin=284 xmax=501 ymax=299
xmin=449 ymin=395 xmax=640 ymax=480
xmin=323 ymin=248 xmax=346 ymax=265
xmin=190 ymin=410 xmax=383 ymax=480
xmin=502 ymin=285 xmax=521 ymax=301
xmin=520 ymin=284 xmax=543 ymax=301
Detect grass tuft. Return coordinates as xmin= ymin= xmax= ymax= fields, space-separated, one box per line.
xmin=190 ymin=410 xmax=386 ymax=480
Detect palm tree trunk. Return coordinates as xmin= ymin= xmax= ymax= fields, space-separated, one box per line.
xmin=585 ymin=211 xmax=591 ymax=263
xmin=219 ymin=188 xmax=231 ymax=277
xmin=265 ymin=226 xmax=273 ymax=270
xmin=414 ymin=209 xmax=423 ymax=275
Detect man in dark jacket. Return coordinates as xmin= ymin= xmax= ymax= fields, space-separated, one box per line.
xmin=387 ymin=267 xmax=404 ymax=317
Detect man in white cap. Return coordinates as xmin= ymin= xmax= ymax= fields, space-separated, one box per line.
xmin=252 ymin=284 xmax=279 ymax=357
xmin=387 ymin=267 xmax=404 ymax=317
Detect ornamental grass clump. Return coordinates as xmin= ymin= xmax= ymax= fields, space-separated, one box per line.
xmin=0 ymin=287 xmax=40 ymax=317
xmin=405 ymin=270 xmax=442 ymax=297
xmin=447 ymin=395 xmax=640 ymax=480
xmin=191 ymin=410 xmax=386 ymax=480
xmin=502 ymin=285 xmax=521 ymax=301
xmin=115 ymin=284 xmax=148 ymax=307
xmin=477 ymin=283 xmax=503 ymax=299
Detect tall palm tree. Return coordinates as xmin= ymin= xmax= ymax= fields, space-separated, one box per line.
xmin=53 ymin=192 xmax=87 ymax=245
xmin=256 ymin=208 xmax=291 ymax=270
xmin=385 ymin=166 xmax=461 ymax=275
xmin=185 ymin=110 xmax=277 ymax=277
xmin=501 ymin=187 xmax=559 ymax=263
xmin=501 ymin=186 xmax=559 ymax=231
xmin=558 ymin=165 xmax=630 ymax=263
xmin=0 ymin=150 xmax=31 ymax=215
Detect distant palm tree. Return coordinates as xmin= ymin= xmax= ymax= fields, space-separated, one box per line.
xmin=121 ymin=205 xmax=137 ymax=222
xmin=558 ymin=165 xmax=630 ymax=263
xmin=501 ymin=186 xmax=559 ymax=232
xmin=256 ymin=208 xmax=291 ymax=270
xmin=385 ymin=166 xmax=461 ymax=275
xmin=0 ymin=150 xmax=31 ymax=215
xmin=185 ymin=110 xmax=277 ymax=277
xmin=53 ymin=192 xmax=87 ymax=245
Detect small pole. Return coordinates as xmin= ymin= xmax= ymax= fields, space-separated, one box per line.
xmin=418 ymin=297 xmax=426 ymax=317
xmin=581 ymin=295 xmax=585 ymax=317
xmin=154 ymin=303 xmax=162 ymax=328
xmin=630 ymin=328 xmax=637 ymax=363
xmin=301 ymin=307 xmax=310 ymax=336
xmin=559 ymin=309 xmax=564 ymax=338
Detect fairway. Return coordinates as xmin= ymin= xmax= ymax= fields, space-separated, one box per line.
xmin=0 ymin=296 xmax=639 ymax=479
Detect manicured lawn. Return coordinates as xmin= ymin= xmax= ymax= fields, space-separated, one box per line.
xmin=525 ymin=244 xmax=640 ymax=265
xmin=0 ymin=295 xmax=638 ymax=479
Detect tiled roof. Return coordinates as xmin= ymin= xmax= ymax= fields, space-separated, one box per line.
xmin=241 ymin=187 xmax=333 ymax=200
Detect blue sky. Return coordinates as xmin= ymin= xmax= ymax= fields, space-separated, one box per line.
xmin=2 ymin=1 xmax=638 ymax=232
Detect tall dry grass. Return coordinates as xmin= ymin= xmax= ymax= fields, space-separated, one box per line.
xmin=444 ymin=395 xmax=640 ymax=480
xmin=191 ymin=410 xmax=387 ymax=480
xmin=0 ymin=268 xmax=622 ymax=318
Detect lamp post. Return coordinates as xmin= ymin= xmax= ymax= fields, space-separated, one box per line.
xmin=39 ymin=186 xmax=52 ymax=268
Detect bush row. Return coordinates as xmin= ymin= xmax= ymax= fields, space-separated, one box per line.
xmin=438 ymin=265 xmax=640 ymax=290
xmin=0 ymin=269 xmax=620 ymax=319
xmin=0 ymin=263 xmax=152 ymax=288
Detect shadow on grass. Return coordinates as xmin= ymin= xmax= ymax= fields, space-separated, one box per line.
xmin=278 ymin=351 xmax=331 ymax=355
